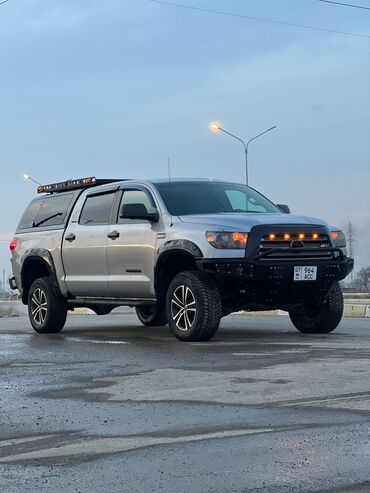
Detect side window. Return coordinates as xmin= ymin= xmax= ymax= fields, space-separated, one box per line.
xmin=18 ymin=199 xmax=44 ymax=229
xmin=118 ymin=189 xmax=154 ymax=223
xmin=19 ymin=194 xmax=73 ymax=229
xmin=79 ymin=192 xmax=115 ymax=225
xmin=32 ymin=194 xmax=73 ymax=227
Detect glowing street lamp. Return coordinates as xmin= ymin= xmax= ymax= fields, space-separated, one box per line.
xmin=209 ymin=122 xmax=277 ymax=185
xmin=209 ymin=122 xmax=221 ymax=132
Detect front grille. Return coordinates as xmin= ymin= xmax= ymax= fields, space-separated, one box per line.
xmin=259 ymin=232 xmax=332 ymax=259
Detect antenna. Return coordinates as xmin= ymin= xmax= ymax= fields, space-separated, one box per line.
xmin=23 ymin=174 xmax=42 ymax=186
xmin=167 ymin=157 xmax=173 ymax=227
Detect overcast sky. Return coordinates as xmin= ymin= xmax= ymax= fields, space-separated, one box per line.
xmin=0 ymin=0 xmax=369 ymax=281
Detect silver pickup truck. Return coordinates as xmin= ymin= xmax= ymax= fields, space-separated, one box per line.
xmin=9 ymin=176 xmax=353 ymax=341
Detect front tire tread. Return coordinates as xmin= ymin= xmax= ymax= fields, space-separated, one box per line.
xmin=166 ymin=270 xmax=222 ymax=342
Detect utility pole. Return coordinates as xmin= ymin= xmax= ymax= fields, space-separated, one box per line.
xmin=2 ymin=269 xmax=5 ymax=295
xmin=347 ymin=222 xmax=355 ymax=283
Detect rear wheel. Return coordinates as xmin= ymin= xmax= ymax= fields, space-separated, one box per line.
xmin=28 ymin=277 xmax=67 ymax=334
xmin=289 ymin=281 xmax=343 ymax=334
xmin=135 ymin=305 xmax=167 ymax=327
xmin=166 ymin=270 xmax=222 ymax=342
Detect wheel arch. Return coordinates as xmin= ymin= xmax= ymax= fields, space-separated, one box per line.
xmin=21 ymin=249 xmax=61 ymax=304
xmin=155 ymin=241 xmax=203 ymax=305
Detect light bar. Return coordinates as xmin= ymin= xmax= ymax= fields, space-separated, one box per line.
xmin=265 ymin=233 xmax=325 ymax=241
xmin=37 ymin=177 xmax=97 ymax=194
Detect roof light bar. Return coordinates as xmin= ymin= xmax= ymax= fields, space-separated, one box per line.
xmin=37 ymin=177 xmax=96 ymax=194
xmin=37 ymin=177 xmax=124 ymax=194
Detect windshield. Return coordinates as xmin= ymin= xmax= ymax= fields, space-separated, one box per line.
xmin=156 ymin=182 xmax=280 ymax=216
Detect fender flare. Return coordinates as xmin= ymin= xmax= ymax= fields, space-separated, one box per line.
xmin=156 ymin=239 xmax=203 ymax=260
xmin=21 ymin=249 xmax=62 ymax=303
xmin=154 ymin=240 xmax=203 ymax=303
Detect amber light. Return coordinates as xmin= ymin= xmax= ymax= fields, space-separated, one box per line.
xmin=284 ymin=234 xmax=291 ymax=240
xmin=331 ymin=232 xmax=339 ymax=241
xmin=269 ymin=234 xmax=276 ymax=240
xmin=232 ymin=232 xmax=248 ymax=246
xmin=299 ymin=233 xmax=305 ymax=239
xmin=312 ymin=233 xmax=319 ymax=239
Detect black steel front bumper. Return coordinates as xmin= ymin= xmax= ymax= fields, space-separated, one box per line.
xmin=197 ymin=249 xmax=354 ymax=307
xmin=198 ymin=250 xmax=353 ymax=283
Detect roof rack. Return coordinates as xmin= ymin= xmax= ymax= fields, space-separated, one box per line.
xmin=37 ymin=177 xmax=124 ymax=194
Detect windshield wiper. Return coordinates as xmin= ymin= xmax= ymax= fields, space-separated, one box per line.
xmin=33 ymin=212 xmax=63 ymax=227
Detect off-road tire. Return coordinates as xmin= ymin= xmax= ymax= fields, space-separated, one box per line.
xmin=166 ymin=270 xmax=222 ymax=342
xmin=135 ymin=305 xmax=168 ymax=327
xmin=28 ymin=277 xmax=67 ymax=334
xmin=289 ymin=281 xmax=343 ymax=334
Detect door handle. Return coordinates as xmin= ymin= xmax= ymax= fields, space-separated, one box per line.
xmin=65 ymin=233 xmax=76 ymax=242
xmin=107 ymin=230 xmax=120 ymax=240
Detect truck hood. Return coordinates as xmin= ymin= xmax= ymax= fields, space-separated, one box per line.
xmin=178 ymin=213 xmax=328 ymax=231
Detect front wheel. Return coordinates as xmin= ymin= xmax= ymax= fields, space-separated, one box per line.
xmin=166 ymin=270 xmax=222 ymax=342
xmin=289 ymin=281 xmax=343 ymax=334
xmin=28 ymin=277 xmax=67 ymax=334
xmin=135 ymin=305 xmax=167 ymax=327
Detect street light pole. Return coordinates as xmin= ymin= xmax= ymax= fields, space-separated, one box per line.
xmin=214 ymin=126 xmax=248 ymax=183
xmin=245 ymin=126 xmax=277 ymax=186
xmin=210 ymin=122 xmax=277 ymax=186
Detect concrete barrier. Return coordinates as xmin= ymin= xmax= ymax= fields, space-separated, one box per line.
xmin=343 ymin=293 xmax=370 ymax=300
xmin=343 ymin=304 xmax=366 ymax=318
xmin=1 ymin=300 xmax=369 ymax=319
xmin=0 ymin=301 xmax=27 ymax=317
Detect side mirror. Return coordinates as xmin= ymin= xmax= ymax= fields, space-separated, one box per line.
xmin=120 ymin=203 xmax=159 ymax=222
xmin=277 ymin=204 xmax=291 ymax=214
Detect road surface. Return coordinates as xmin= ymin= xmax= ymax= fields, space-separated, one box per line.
xmin=0 ymin=312 xmax=370 ymax=492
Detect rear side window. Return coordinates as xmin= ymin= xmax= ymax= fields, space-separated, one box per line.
xmin=79 ymin=192 xmax=115 ymax=225
xmin=18 ymin=199 xmax=43 ymax=229
xmin=18 ymin=194 xmax=74 ymax=229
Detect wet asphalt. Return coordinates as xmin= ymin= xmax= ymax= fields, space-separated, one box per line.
xmin=0 ymin=312 xmax=370 ymax=493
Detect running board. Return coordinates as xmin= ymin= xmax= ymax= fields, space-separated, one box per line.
xmin=68 ymin=297 xmax=157 ymax=307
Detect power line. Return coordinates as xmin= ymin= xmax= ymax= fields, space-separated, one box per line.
xmin=318 ymin=0 xmax=370 ymax=11
xmin=148 ymin=0 xmax=370 ymax=39
xmin=0 ymin=0 xmax=10 ymax=6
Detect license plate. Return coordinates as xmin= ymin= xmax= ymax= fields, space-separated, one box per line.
xmin=294 ymin=266 xmax=317 ymax=281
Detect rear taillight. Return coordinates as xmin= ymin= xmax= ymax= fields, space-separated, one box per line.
xmin=9 ymin=237 xmax=19 ymax=253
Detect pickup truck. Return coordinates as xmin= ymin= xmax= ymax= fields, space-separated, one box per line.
xmin=9 ymin=177 xmax=354 ymax=341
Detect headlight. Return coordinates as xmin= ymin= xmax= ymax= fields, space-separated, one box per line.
xmin=331 ymin=230 xmax=346 ymax=248
xmin=206 ymin=231 xmax=248 ymax=249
